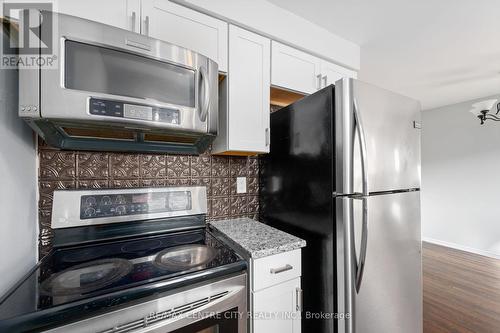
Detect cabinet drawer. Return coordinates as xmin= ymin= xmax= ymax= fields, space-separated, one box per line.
xmin=252 ymin=249 xmax=301 ymax=291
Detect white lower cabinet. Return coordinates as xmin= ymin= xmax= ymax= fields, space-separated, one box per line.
xmin=250 ymin=249 xmax=302 ymax=333
xmin=252 ymin=277 xmax=301 ymax=333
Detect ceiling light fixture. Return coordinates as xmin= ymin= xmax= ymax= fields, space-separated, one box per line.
xmin=469 ymin=99 xmax=499 ymax=125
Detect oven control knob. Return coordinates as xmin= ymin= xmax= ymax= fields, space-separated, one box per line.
xmin=115 ymin=195 xmax=126 ymax=204
xmin=116 ymin=205 xmax=126 ymax=215
xmin=85 ymin=196 xmax=97 ymax=206
xmin=84 ymin=207 xmax=96 ymax=218
xmin=101 ymin=196 xmax=112 ymax=205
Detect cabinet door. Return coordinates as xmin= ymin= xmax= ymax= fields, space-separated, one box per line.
xmin=320 ymin=59 xmax=357 ymax=86
xmin=253 ymin=277 xmax=301 ymax=333
xmin=227 ymin=25 xmax=270 ymax=153
xmin=55 ymin=0 xmax=140 ymax=32
xmin=271 ymin=41 xmax=321 ymax=94
xmin=141 ymin=0 xmax=228 ymax=72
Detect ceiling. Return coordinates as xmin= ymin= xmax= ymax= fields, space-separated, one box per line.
xmin=268 ymin=0 xmax=500 ymax=110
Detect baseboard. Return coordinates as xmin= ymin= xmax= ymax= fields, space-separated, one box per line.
xmin=423 ymin=237 xmax=500 ymax=260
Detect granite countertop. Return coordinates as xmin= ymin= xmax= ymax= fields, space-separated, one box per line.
xmin=209 ymin=218 xmax=306 ymax=259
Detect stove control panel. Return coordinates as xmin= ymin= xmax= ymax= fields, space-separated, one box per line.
xmin=51 ymin=186 xmax=207 ymax=229
xmin=80 ymin=191 xmax=192 ymax=219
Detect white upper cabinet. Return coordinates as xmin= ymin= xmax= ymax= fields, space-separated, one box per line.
xmin=141 ymin=0 xmax=228 ymax=72
xmin=56 ymin=0 xmax=227 ymax=71
xmin=170 ymin=0 xmax=360 ymax=70
xmin=271 ymin=41 xmax=357 ymax=94
xmin=320 ymin=59 xmax=358 ymax=86
xmin=212 ymin=25 xmax=270 ymax=154
xmin=55 ymin=0 xmax=140 ymax=32
xmin=271 ymin=41 xmax=321 ymax=94
xmin=227 ymin=25 xmax=270 ymax=153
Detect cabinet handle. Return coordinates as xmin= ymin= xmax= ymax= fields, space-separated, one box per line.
xmin=322 ymin=75 xmax=328 ymax=88
xmin=131 ymin=11 xmax=136 ymax=32
xmin=296 ymin=287 xmax=303 ymax=311
xmin=270 ymin=264 xmax=292 ymax=274
xmin=316 ymin=74 xmax=322 ymax=90
xmin=144 ymin=15 xmax=150 ymax=36
xmin=265 ymin=128 xmax=270 ymax=147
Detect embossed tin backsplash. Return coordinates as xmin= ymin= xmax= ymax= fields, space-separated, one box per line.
xmin=38 ymin=141 xmax=259 ymax=257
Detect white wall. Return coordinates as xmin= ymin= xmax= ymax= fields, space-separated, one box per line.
xmin=422 ymin=95 xmax=500 ymax=258
xmin=0 ymin=32 xmax=38 ymax=295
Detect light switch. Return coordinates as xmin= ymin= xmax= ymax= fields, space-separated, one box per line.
xmin=236 ymin=177 xmax=247 ymax=194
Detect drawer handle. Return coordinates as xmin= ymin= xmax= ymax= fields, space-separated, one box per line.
xmin=270 ymin=264 xmax=293 ymax=274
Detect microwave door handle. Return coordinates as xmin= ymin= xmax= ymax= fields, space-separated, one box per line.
xmin=198 ymin=66 xmax=210 ymax=122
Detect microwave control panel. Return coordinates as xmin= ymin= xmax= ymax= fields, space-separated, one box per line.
xmin=89 ymin=98 xmax=180 ymax=125
xmin=80 ymin=191 xmax=192 ymax=219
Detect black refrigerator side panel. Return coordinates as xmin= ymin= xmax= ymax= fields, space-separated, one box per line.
xmin=260 ymin=86 xmax=335 ymax=333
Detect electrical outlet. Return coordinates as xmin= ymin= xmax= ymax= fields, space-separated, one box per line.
xmin=236 ymin=177 xmax=247 ymax=194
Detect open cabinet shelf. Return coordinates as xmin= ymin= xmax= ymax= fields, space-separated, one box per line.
xmin=270 ymin=86 xmax=306 ymax=107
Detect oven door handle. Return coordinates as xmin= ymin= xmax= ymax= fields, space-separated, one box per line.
xmin=136 ymin=287 xmax=246 ymax=333
xmin=198 ymin=66 xmax=210 ymax=122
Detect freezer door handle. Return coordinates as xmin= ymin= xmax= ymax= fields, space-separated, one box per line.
xmin=353 ymin=98 xmax=369 ymax=196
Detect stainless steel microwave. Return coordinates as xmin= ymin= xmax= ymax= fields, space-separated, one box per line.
xmin=18 ymin=11 xmax=218 ymax=154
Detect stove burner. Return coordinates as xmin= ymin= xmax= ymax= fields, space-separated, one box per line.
xmin=121 ymin=239 xmax=163 ymax=254
xmin=61 ymin=247 xmax=106 ymax=263
xmin=40 ymin=258 xmax=133 ymax=296
xmin=153 ymin=245 xmax=217 ymax=271
xmin=171 ymin=232 xmax=205 ymax=245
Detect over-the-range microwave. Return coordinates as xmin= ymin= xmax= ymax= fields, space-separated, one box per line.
xmin=18 ymin=10 xmax=218 ymax=154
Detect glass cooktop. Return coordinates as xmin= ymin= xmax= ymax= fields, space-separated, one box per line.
xmin=0 ymin=229 xmax=246 ymax=332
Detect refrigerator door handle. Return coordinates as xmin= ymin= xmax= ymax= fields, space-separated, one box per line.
xmin=355 ymin=197 xmax=368 ymax=293
xmin=353 ymin=98 xmax=369 ymax=196
xmin=353 ymin=98 xmax=369 ymax=293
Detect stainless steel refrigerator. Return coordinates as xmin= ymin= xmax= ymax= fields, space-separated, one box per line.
xmin=260 ymin=78 xmax=422 ymax=333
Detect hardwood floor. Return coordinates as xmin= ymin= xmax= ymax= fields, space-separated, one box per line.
xmin=423 ymin=242 xmax=500 ymax=333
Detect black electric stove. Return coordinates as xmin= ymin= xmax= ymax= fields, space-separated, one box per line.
xmin=0 ymin=187 xmax=246 ymax=332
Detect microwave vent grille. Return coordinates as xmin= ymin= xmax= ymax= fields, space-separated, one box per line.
xmin=61 ymin=127 xmax=136 ymax=141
